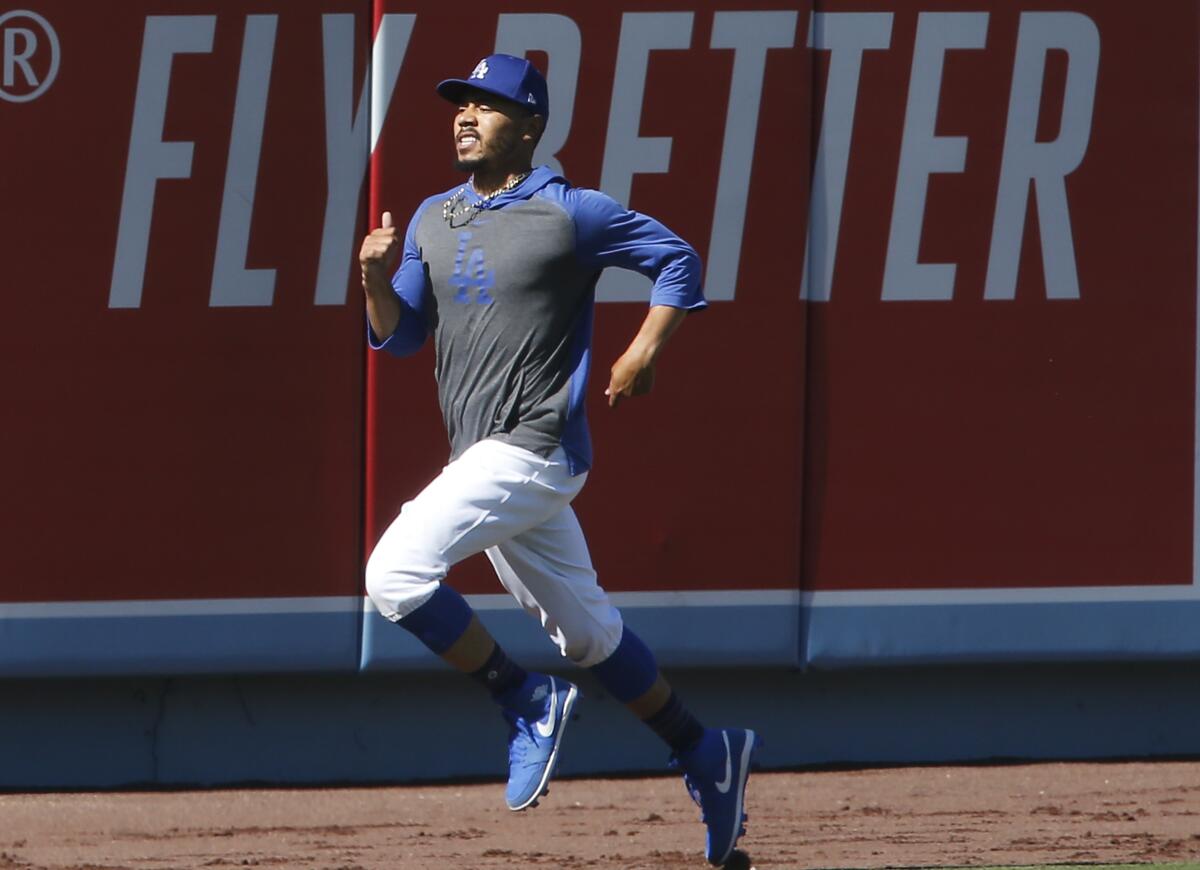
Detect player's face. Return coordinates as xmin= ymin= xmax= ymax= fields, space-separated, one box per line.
xmin=453 ymin=91 xmax=531 ymax=173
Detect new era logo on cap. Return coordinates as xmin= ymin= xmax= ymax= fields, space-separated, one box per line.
xmin=436 ymin=53 xmax=550 ymax=119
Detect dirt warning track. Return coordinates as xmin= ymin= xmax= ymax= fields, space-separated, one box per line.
xmin=0 ymin=761 xmax=1198 ymax=869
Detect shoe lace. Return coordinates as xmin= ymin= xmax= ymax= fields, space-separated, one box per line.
xmin=505 ymin=710 xmax=532 ymax=767
xmin=668 ymin=754 xmax=707 ymax=820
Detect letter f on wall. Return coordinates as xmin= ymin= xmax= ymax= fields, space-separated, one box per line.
xmin=109 ymin=17 xmax=215 ymax=309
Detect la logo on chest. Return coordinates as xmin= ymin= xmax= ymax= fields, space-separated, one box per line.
xmin=448 ymin=230 xmax=495 ymax=305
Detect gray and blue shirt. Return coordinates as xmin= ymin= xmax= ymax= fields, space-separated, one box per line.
xmin=369 ymin=166 xmax=706 ymax=475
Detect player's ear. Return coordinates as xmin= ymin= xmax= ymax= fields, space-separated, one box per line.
xmin=524 ymin=114 xmax=546 ymax=147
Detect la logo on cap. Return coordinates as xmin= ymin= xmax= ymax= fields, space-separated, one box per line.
xmin=469 ymin=59 xmax=489 ymax=80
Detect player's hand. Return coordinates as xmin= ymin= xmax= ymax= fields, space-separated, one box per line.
xmin=359 ymin=211 xmax=400 ymax=284
xmin=605 ymin=348 xmax=656 ymax=408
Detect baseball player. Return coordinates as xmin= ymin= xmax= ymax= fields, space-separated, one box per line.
xmin=358 ymin=54 xmax=757 ymax=866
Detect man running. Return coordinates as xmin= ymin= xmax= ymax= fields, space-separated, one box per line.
xmin=359 ymin=53 xmax=757 ymax=866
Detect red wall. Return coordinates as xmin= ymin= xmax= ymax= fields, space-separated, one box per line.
xmin=2 ymin=1 xmax=1195 ymax=623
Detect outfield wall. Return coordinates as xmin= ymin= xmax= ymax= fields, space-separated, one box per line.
xmin=1 ymin=0 xmax=1199 ymax=683
xmin=1 ymin=663 xmax=1199 ymax=789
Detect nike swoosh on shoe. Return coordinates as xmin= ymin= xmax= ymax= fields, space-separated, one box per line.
xmin=714 ymin=731 xmax=733 ymax=793
xmin=535 ymin=676 xmax=558 ymax=738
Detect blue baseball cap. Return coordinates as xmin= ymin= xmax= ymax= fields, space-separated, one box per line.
xmin=437 ymin=54 xmax=550 ymax=118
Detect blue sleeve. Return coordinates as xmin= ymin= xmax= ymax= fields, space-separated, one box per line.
xmin=570 ymin=189 xmax=706 ymax=310
xmin=367 ymin=203 xmax=431 ymax=356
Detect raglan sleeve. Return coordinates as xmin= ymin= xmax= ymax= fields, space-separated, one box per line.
xmin=367 ymin=203 xmax=432 ymax=357
xmin=570 ymin=189 xmax=707 ymax=311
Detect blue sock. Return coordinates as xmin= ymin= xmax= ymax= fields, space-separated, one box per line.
xmin=588 ymin=627 xmax=658 ymax=703
xmin=396 ymin=583 xmax=474 ymax=654
xmin=589 ymin=627 xmax=704 ymax=753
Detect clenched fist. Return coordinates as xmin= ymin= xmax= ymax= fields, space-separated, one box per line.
xmin=360 ymin=211 xmax=403 ymax=340
xmin=605 ymin=347 xmax=656 ymax=408
xmin=360 ymin=211 xmax=400 ymax=285
xmin=603 ymin=305 xmax=687 ymax=409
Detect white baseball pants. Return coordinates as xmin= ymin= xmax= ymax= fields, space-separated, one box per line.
xmin=365 ymin=438 xmax=624 ymax=667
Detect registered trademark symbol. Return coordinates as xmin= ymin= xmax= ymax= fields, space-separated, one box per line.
xmin=0 ymin=9 xmax=59 ymax=102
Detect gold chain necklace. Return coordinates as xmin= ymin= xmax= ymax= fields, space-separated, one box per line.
xmin=442 ymin=172 xmax=531 ymax=227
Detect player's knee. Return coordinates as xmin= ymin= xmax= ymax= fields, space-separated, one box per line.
xmin=564 ymin=640 xmax=607 ymax=668
xmin=363 ymin=556 xmax=392 ymax=614
xmin=364 ymin=546 xmax=447 ymax=620
xmin=562 ymin=620 xmax=624 ymax=669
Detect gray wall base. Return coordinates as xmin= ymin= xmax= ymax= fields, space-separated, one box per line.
xmin=1 ymin=662 xmax=1196 ymax=789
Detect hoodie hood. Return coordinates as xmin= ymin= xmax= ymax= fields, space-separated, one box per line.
xmin=472 ymin=165 xmax=563 ymax=209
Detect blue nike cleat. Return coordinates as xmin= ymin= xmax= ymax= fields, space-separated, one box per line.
xmin=501 ymin=674 xmax=579 ymax=811
xmin=672 ymin=727 xmax=759 ymax=866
